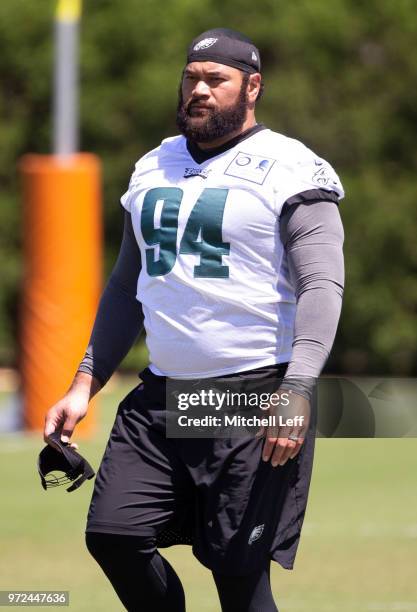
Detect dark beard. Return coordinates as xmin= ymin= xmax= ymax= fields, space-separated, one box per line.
xmin=176 ymin=75 xmax=249 ymax=143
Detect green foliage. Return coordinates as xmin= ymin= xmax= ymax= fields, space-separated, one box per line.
xmin=0 ymin=0 xmax=416 ymax=373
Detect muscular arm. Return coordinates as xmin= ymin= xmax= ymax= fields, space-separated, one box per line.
xmin=279 ymin=200 xmax=345 ymax=399
xmin=77 ymin=211 xmax=144 ymax=387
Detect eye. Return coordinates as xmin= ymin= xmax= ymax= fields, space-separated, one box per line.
xmin=208 ymin=77 xmax=225 ymax=85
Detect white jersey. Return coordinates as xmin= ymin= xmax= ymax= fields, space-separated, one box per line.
xmin=120 ymin=126 xmax=344 ymax=378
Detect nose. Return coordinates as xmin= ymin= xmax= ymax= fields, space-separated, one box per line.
xmin=192 ymin=79 xmax=210 ymax=98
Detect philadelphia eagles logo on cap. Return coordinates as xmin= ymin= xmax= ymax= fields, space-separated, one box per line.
xmin=193 ymin=37 xmax=218 ymax=51
xmin=187 ymin=28 xmax=261 ymax=74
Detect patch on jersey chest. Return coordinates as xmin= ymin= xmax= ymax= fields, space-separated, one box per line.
xmin=184 ymin=167 xmax=212 ymax=179
xmin=224 ymin=152 xmax=276 ymax=185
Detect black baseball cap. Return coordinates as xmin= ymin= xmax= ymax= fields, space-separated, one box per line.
xmin=186 ymin=28 xmax=261 ymax=74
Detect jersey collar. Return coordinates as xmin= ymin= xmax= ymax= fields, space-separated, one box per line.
xmin=186 ymin=123 xmax=267 ymax=165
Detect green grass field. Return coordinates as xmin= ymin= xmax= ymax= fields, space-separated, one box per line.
xmin=1 ymin=379 xmax=416 ymax=611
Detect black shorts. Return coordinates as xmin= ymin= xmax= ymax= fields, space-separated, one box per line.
xmin=86 ymin=365 xmax=316 ymax=576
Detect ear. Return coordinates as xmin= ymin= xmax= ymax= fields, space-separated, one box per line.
xmin=247 ymin=73 xmax=262 ymax=106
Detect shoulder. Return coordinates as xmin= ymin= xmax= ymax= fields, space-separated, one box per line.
xmin=131 ymin=135 xmax=186 ymax=176
xmin=120 ymin=135 xmax=186 ymax=210
xmin=259 ymin=128 xmax=336 ymax=169
xmin=250 ymin=128 xmax=309 ymax=155
xmin=259 ymin=129 xmax=345 ymax=206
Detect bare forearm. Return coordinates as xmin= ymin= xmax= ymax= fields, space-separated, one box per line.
xmin=67 ymin=371 xmax=103 ymax=401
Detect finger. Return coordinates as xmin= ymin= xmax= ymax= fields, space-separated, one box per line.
xmin=262 ymin=420 xmax=280 ymax=460
xmin=262 ymin=434 xmax=278 ymax=462
xmin=276 ymin=439 xmax=298 ymax=466
xmin=289 ymin=438 xmax=305 ymax=459
xmin=69 ymin=442 xmax=79 ymax=450
xmin=271 ymin=438 xmax=292 ymax=467
xmin=44 ymin=412 xmax=58 ymax=440
xmin=61 ymin=415 xmax=80 ymax=443
xmin=44 ymin=417 xmax=64 ymax=447
xmin=262 ymin=438 xmax=276 ymax=461
xmin=268 ymin=424 xmax=291 ymax=466
xmin=282 ymin=427 xmax=304 ymax=462
xmin=44 ymin=427 xmax=54 ymax=442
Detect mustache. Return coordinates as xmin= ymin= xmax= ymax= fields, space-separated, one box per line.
xmin=186 ymin=99 xmax=214 ymax=113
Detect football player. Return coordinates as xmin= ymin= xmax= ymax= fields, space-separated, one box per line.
xmin=44 ymin=28 xmax=345 ymax=612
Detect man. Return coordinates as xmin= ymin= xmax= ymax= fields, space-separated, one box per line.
xmin=44 ymin=28 xmax=344 ymax=612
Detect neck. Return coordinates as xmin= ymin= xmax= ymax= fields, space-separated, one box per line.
xmin=196 ymin=115 xmax=257 ymax=150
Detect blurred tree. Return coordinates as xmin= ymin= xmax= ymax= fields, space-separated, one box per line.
xmin=0 ymin=0 xmax=416 ymax=374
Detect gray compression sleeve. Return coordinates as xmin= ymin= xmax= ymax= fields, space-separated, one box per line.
xmin=279 ymin=200 xmax=345 ymax=399
xmin=77 ymin=211 xmax=144 ymax=387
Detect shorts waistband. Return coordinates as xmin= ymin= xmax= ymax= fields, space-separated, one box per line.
xmin=139 ymin=362 xmax=289 ymax=387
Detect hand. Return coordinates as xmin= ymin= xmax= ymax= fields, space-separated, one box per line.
xmin=257 ymin=389 xmax=310 ymax=468
xmin=43 ymin=372 xmax=101 ymax=449
xmin=43 ymin=392 xmax=88 ymax=450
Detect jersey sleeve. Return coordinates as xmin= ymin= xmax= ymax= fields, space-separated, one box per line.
xmin=120 ymin=159 xmax=143 ymax=213
xmin=120 ymin=140 xmax=171 ymax=212
xmin=274 ymin=144 xmax=345 ymax=216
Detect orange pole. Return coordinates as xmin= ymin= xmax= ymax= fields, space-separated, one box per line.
xmin=19 ymin=153 xmax=102 ymax=436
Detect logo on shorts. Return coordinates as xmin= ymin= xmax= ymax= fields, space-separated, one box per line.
xmin=193 ymin=38 xmax=218 ymax=51
xmin=248 ymin=524 xmax=265 ymax=545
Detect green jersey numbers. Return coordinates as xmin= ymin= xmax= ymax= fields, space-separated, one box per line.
xmin=141 ymin=187 xmax=230 ymax=278
xmin=179 ymin=188 xmax=230 ymax=278
xmin=141 ymin=187 xmax=182 ymax=276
